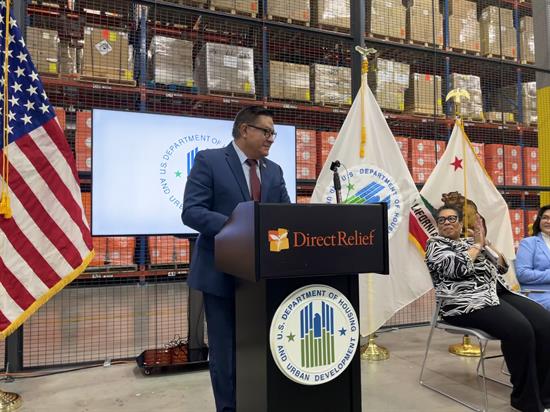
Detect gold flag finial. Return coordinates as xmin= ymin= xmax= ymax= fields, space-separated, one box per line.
xmin=445 ymin=88 xmax=471 ymax=120
xmin=354 ymin=46 xmax=377 ymax=158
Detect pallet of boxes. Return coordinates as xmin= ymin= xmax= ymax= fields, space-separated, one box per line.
xmin=368 ymin=58 xmax=410 ymax=113
xmin=267 ymin=0 xmax=310 ymax=26
xmin=194 ymin=43 xmax=256 ymax=98
xmin=367 ymin=0 xmax=406 ymax=42
xmin=520 ymin=16 xmax=535 ymax=64
xmin=269 ymin=61 xmax=310 ymax=102
xmin=480 ymin=5 xmax=516 ymax=60
xmin=312 ymin=0 xmax=350 ymax=32
xmin=81 ymin=27 xmax=135 ymax=86
xmin=26 ymin=27 xmax=59 ymax=77
xmin=497 ymin=82 xmax=537 ymax=126
xmin=149 ymin=35 xmax=195 ymax=90
xmin=449 ymin=73 xmax=484 ymax=121
xmin=405 ymin=73 xmax=444 ymax=117
xmin=406 ymin=0 xmax=443 ymax=48
xmin=311 ymin=63 xmax=351 ymax=107
xmin=209 ymin=0 xmax=258 ymax=17
xmin=448 ymin=0 xmax=480 ymax=55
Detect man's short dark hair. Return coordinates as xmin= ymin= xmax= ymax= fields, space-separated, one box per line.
xmin=232 ymin=106 xmax=275 ymax=139
xmin=435 ymin=205 xmax=463 ymax=221
xmin=533 ymin=204 xmax=550 ymax=236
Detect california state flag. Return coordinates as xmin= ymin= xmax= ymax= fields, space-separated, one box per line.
xmin=311 ymin=79 xmax=435 ymax=336
xmin=420 ymin=121 xmax=519 ymax=289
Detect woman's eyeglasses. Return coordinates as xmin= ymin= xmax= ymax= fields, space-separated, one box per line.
xmin=436 ymin=215 xmax=459 ymax=224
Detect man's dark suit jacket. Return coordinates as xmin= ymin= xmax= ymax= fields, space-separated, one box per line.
xmin=182 ymin=143 xmax=291 ymax=297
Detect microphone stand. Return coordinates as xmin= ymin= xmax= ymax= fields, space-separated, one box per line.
xmin=330 ymin=161 xmax=342 ymax=204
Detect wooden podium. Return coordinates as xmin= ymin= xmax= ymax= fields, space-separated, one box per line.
xmin=216 ymin=202 xmax=389 ymax=412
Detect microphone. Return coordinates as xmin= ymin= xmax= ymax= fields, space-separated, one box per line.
xmin=330 ymin=161 xmax=342 ymax=204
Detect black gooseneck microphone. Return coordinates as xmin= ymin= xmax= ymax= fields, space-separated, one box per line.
xmin=330 ymin=160 xmax=342 ymax=204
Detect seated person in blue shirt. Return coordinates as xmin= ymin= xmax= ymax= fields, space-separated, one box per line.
xmin=515 ymin=205 xmax=550 ymax=309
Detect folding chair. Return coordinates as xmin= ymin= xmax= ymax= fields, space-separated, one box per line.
xmin=419 ymin=296 xmax=509 ymax=412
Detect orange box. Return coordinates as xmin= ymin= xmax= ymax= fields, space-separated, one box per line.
xmin=54 ymin=107 xmax=66 ymax=130
xmin=509 ymin=209 xmax=525 ymax=248
xmin=523 ymin=147 xmax=539 ymax=186
xmin=104 ymin=237 xmax=135 ymax=266
xmin=435 ymin=141 xmax=446 ymax=162
xmin=394 ymin=136 xmax=409 ymax=164
xmin=81 ymin=192 xmax=91 ymax=226
xmin=411 ymin=139 xmax=437 ymax=169
xmin=75 ymin=111 xmax=92 ymax=171
xmin=317 ymin=131 xmax=338 ymax=172
xmin=526 ymin=209 xmax=538 ymax=225
xmin=297 ymin=196 xmax=311 ymax=204
xmin=504 ymin=145 xmax=522 ymax=186
xmin=296 ymin=129 xmax=317 ymax=180
xmin=484 ymin=144 xmax=504 ymax=186
xmin=91 ymin=237 xmax=107 ymax=267
xmin=471 ymin=142 xmax=485 ymax=166
xmin=411 ymin=167 xmax=433 ymax=184
xmin=148 ymin=236 xmax=189 ymax=265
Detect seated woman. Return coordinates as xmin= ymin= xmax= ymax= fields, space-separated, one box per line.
xmin=515 ymin=205 xmax=550 ymax=309
xmin=425 ymin=205 xmax=550 ymax=412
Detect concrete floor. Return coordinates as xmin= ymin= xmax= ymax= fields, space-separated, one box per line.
xmin=4 ymin=325 xmax=516 ymax=412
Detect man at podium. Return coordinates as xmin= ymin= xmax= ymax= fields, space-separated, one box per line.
xmin=182 ymin=106 xmax=291 ymax=412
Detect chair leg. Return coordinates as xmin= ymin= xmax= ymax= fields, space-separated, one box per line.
xmin=477 ymin=339 xmax=489 ymax=412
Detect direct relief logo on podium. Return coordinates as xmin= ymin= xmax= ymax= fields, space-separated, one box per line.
xmin=268 ymin=228 xmax=290 ymax=252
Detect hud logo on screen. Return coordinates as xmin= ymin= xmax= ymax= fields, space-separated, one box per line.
xmin=269 ymin=284 xmax=359 ymax=386
xmin=158 ymin=135 xmax=223 ymax=212
xmin=268 ymin=228 xmax=289 ymax=252
xmin=321 ymin=164 xmax=403 ymax=239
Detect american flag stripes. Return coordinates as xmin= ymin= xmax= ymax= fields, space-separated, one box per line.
xmin=0 ymin=3 xmax=94 ymax=337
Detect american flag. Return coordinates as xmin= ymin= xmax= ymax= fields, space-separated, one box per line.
xmin=0 ymin=4 xmax=94 ymax=337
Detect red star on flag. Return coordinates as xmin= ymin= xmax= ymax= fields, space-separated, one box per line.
xmin=451 ymin=156 xmax=463 ymax=171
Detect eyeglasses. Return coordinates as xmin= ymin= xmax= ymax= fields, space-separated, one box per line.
xmin=247 ymin=124 xmax=277 ymax=140
xmin=436 ymin=215 xmax=459 ymax=224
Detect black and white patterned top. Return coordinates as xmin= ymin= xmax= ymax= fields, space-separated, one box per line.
xmin=425 ymin=236 xmax=512 ymax=317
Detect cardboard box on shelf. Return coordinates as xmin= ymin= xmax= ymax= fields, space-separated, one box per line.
xmin=210 ymin=0 xmax=258 ymax=15
xmin=520 ymin=16 xmax=535 ymax=63
xmin=149 ymin=36 xmax=194 ymax=87
xmin=509 ymin=209 xmax=525 ymax=249
xmin=81 ymin=27 xmax=133 ymax=81
xmin=485 ymin=111 xmax=515 ymax=123
xmin=54 ymin=107 xmax=66 ymax=130
xmin=480 ymin=6 xmax=516 ymax=58
xmin=471 ymin=142 xmax=485 ymax=166
xmin=296 ymin=129 xmax=317 ymax=179
xmin=368 ymin=0 xmax=406 ymax=40
xmin=410 ymin=139 xmax=437 ymax=182
xmin=448 ymin=15 xmax=480 ymax=53
xmin=369 ymin=58 xmax=410 ymax=112
xmin=59 ymin=40 xmax=79 ymax=75
xmin=297 ymin=195 xmax=312 ymax=204
xmin=148 ymin=236 xmax=189 ymax=265
xmin=394 ymin=136 xmax=409 ymax=164
xmin=484 ymin=144 xmax=504 ymax=186
xmin=75 ymin=111 xmax=92 ymax=172
xmin=449 ymin=73 xmax=484 ymax=120
xmin=194 ymin=43 xmax=256 ymax=96
xmin=317 ymin=131 xmax=338 ymax=172
xmin=311 ymin=64 xmax=351 ymax=106
xmin=407 ymin=0 xmax=443 ymax=46
xmin=269 ymin=61 xmax=310 ymax=102
xmin=523 ymin=147 xmax=539 ymax=186
xmin=504 ymin=144 xmax=522 ymax=186
xmin=448 ymin=0 xmax=477 ymax=19
xmin=267 ymin=0 xmax=310 ymax=23
xmin=313 ymin=0 xmax=350 ymax=30
xmin=497 ymin=82 xmax=537 ymax=125
xmin=26 ymin=27 xmax=59 ymax=75
xmin=405 ymin=73 xmax=443 ymax=116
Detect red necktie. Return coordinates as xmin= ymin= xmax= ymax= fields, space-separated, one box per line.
xmin=246 ymin=159 xmax=261 ymax=202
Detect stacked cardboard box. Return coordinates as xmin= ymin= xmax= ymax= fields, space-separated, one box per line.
xmin=509 ymin=209 xmax=525 ymax=249
xmin=368 ymin=59 xmax=410 ymax=112
xmin=75 ymin=111 xmax=92 ymax=172
xmin=297 ymin=196 xmax=312 ymax=204
xmin=210 ymin=0 xmax=258 ymax=15
xmin=54 ymin=107 xmax=66 ymax=131
xmin=314 ymin=0 xmax=350 ymax=30
xmin=269 ymin=61 xmax=310 ymax=102
xmin=448 ymin=0 xmax=480 ymax=53
xmin=526 ymin=209 xmax=538 ymax=229
xmin=267 ymin=0 xmax=310 ymax=24
xmin=311 ymin=64 xmax=351 ymax=106
xmin=394 ymin=136 xmax=409 ymax=164
xmin=436 ymin=141 xmax=446 ymax=161
xmin=471 ymin=142 xmax=485 ymax=166
xmin=194 ymin=43 xmax=256 ymax=96
xmin=149 ymin=36 xmax=194 ymax=87
xmin=410 ymin=139 xmax=437 ymax=183
xmin=405 ymin=73 xmax=443 ymax=116
xmin=504 ymin=145 xmax=522 ymax=186
xmin=368 ymin=0 xmax=406 ymax=40
xmin=148 ymin=236 xmax=189 ymax=265
xmin=480 ymin=6 xmax=516 ymax=59
xmin=317 ymin=131 xmax=338 ymax=173
xmin=498 ymin=82 xmax=537 ymax=125
xmin=484 ymin=144 xmax=504 ymax=185
xmin=26 ymin=27 xmax=59 ymax=75
xmin=407 ymin=0 xmax=443 ymax=46
xmin=81 ymin=27 xmax=134 ymax=82
xmin=485 ymin=111 xmax=515 ymax=123
xmin=449 ymin=73 xmax=484 ymax=120
xmin=59 ymin=40 xmax=79 ymax=75
xmin=523 ymin=147 xmax=539 ymax=186
xmin=520 ymin=16 xmax=535 ymax=64
xmin=296 ymin=129 xmax=317 ymax=179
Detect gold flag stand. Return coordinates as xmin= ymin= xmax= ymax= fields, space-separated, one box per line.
xmin=0 ymin=390 xmax=22 ymax=411
xmin=353 ymin=45 xmax=389 ymax=361
xmin=443 ymin=88 xmax=481 ymax=358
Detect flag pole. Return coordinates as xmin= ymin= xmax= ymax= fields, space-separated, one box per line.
xmin=444 ymin=88 xmax=481 ymax=358
xmin=353 ymin=46 xmax=389 ymax=361
xmin=0 ymin=1 xmax=23 ymax=408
